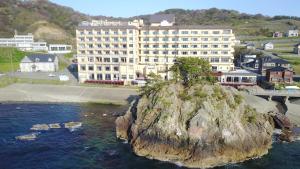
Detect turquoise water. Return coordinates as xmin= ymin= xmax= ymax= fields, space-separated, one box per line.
xmin=0 ymin=103 xmax=300 ymax=169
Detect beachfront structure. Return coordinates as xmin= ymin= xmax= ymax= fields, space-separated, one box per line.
xmin=216 ymin=69 xmax=257 ymax=86
xmin=20 ymin=54 xmax=58 ymax=72
xmin=263 ymin=42 xmax=274 ymax=50
xmin=48 ymin=44 xmax=72 ymax=54
xmin=286 ymin=29 xmax=299 ymax=37
xmin=0 ymin=33 xmax=48 ymax=51
xmin=266 ymin=66 xmax=293 ymax=84
xmin=76 ymin=15 xmax=236 ymax=84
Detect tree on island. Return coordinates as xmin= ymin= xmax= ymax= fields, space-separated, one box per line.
xmin=170 ymin=57 xmax=216 ymax=86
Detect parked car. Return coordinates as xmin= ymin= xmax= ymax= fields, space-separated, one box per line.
xmin=48 ymin=73 xmax=56 ymax=77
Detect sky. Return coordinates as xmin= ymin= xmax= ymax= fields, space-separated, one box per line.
xmin=50 ymin=0 xmax=300 ymax=18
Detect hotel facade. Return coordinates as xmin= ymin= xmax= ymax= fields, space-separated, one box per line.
xmin=76 ymin=15 xmax=236 ymax=84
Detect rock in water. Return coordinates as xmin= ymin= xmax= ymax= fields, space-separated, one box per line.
xmin=64 ymin=122 xmax=82 ymax=132
xmin=30 ymin=124 xmax=50 ymax=131
xmin=49 ymin=123 xmax=61 ymax=129
xmin=116 ymin=83 xmax=276 ymax=168
xmin=16 ymin=133 xmax=39 ymax=141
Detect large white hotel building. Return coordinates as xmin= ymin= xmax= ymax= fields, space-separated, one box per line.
xmin=76 ymin=14 xmax=236 ymax=84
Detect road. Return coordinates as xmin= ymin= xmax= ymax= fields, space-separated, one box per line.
xmin=0 ymin=83 xmax=138 ymax=105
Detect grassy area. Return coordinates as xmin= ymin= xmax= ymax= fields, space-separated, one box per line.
xmin=0 ymin=63 xmax=20 ymax=73
xmin=278 ymin=56 xmax=300 ymax=74
xmin=64 ymin=52 xmax=74 ymax=59
xmin=0 ymin=48 xmax=32 ymax=73
xmin=0 ymin=76 xmax=68 ymax=88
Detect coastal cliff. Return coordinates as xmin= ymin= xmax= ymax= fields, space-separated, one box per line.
xmin=116 ymin=83 xmax=277 ymax=168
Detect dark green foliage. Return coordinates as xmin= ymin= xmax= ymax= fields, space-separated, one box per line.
xmin=242 ymin=106 xmax=258 ymax=124
xmin=170 ymin=57 xmax=216 ymax=86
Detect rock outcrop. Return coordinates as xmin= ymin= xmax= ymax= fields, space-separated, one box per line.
xmin=116 ymin=83 xmax=277 ymax=168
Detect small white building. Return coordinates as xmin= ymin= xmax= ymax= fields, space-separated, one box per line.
xmin=287 ymin=30 xmax=299 ymax=37
xmin=149 ymin=14 xmax=175 ymax=27
xmin=48 ymin=44 xmax=72 ymax=54
xmin=20 ymin=54 xmax=59 ymax=72
xmin=263 ymin=42 xmax=274 ymax=50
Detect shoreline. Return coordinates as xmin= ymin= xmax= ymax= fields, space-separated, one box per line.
xmin=0 ymin=83 xmax=138 ymax=105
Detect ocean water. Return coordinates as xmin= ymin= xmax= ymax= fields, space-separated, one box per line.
xmin=0 ymin=103 xmax=300 ymax=169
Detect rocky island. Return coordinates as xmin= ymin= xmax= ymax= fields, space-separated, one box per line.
xmin=116 ymin=58 xmax=279 ymax=168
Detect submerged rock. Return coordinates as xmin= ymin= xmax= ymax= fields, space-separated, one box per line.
xmin=64 ymin=122 xmax=82 ymax=131
xmin=30 ymin=124 xmax=50 ymax=131
xmin=116 ymin=83 xmax=277 ymax=168
xmin=49 ymin=123 xmax=61 ymax=129
xmin=16 ymin=133 xmax=39 ymax=141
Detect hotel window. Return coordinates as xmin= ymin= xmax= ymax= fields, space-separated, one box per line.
xmin=143 ymin=31 xmax=149 ymax=35
xmin=80 ymin=65 xmax=86 ymax=71
xmin=211 ymin=51 xmax=218 ymax=54
xmin=88 ymin=38 xmax=93 ymax=41
xmin=182 ymin=51 xmax=188 ymax=55
xmin=123 ymin=51 xmax=127 ymax=55
xmin=192 ymin=51 xmax=197 ymax=55
xmin=222 ymin=51 xmax=229 ymax=54
xmin=105 ymin=31 xmax=109 ymax=35
xmin=114 ymin=51 xmax=119 ymax=55
xmin=129 ymin=51 xmax=134 ymax=54
xmin=203 ymin=51 xmax=208 ymax=55
xmin=122 ymin=37 xmax=127 ymax=41
xmin=97 ymin=66 xmax=102 ymax=71
xmin=202 ymin=31 xmax=209 ymax=34
xmin=172 ymin=37 xmax=178 ymax=41
xmin=113 ymin=66 xmax=119 ymax=71
xmin=97 ymin=74 xmax=103 ymax=80
xmin=211 ymin=57 xmax=220 ymax=63
xmin=114 ymin=44 xmax=119 ymax=48
xmin=105 ymin=74 xmax=111 ymax=80
xmin=113 ymin=37 xmax=118 ymax=42
xmin=105 ymin=51 xmax=110 ymax=55
xmin=192 ymin=45 xmax=198 ymax=48
xmin=79 ymin=44 xmax=85 ymax=48
xmin=88 ymin=57 xmax=94 ymax=62
xmin=80 ymin=31 xmax=84 ymax=35
xmin=96 ymin=57 xmax=102 ymax=62
xmin=163 ymin=37 xmax=169 ymax=41
xmin=192 ymin=38 xmax=198 ymax=41
xmin=104 ymin=58 xmax=110 ymax=62
xmin=88 ymin=44 xmax=93 ymax=48
xmin=202 ymin=45 xmax=208 ymax=48
xmin=105 ymin=38 xmax=109 ymax=42
xmin=221 ymin=58 xmax=230 ymax=62
xmin=154 ymin=57 xmax=159 ymax=62
xmin=97 ymin=31 xmax=101 ymax=35
xmin=223 ymin=38 xmax=229 ymax=41
xmin=79 ymin=38 xmax=85 ymax=42
xmin=88 ymin=65 xmax=94 ymax=71
xmin=202 ymin=38 xmax=209 ymax=41
xmin=191 ymin=31 xmax=198 ymax=34
xmin=153 ymin=51 xmax=159 ymax=55
xmin=144 ymin=51 xmax=150 ymax=54
xmin=97 ymin=44 xmax=102 ymax=48
xmin=182 ymin=45 xmax=188 ymax=48
xmin=129 ymin=75 xmax=134 ymax=79
xmin=89 ymin=74 xmax=95 ymax=80
xmin=121 ymin=75 xmax=127 ymax=79
xmin=105 ymin=44 xmax=110 ymax=48
xmin=129 ymin=44 xmax=134 ymax=47
xmin=172 ymin=31 xmax=178 ymax=35
xmin=163 ymin=51 xmax=168 ymax=55
xmin=172 ymin=51 xmax=178 ymax=55
xmin=153 ymin=44 xmax=159 ymax=48
xmin=213 ymin=31 xmax=220 ymax=34
xmin=129 ymin=30 xmax=133 ymax=34
xmin=143 ymin=38 xmax=149 ymax=41
xmin=223 ymin=45 xmax=229 ymax=48
xmin=163 ymin=31 xmax=168 ymax=35
xmin=153 ymin=38 xmax=159 ymax=42
xmin=181 ymin=31 xmax=189 ymax=34
xmin=112 ymin=58 xmax=119 ymax=63
xmin=144 ymin=44 xmax=149 ymax=48
xmin=88 ymin=51 xmax=93 ymax=54
xmin=121 ymin=57 xmax=127 ymax=63
xmin=97 ymin=37 xmax=101 ymax=41
xmin=172 ymin=44 xmax=178 ymax=48
xmin=122 ymin=44 xmax=127 ymax=48
xmin=129 ymin=37 xmax=133 ymax=41
xmin=212 ymin=45 xmax=219 ymax=48
xmin=105 ymin=66 xmax=111 ymax=71
xmin=163 ymin=44 xmax=168 ymax=48
xmin=129 ymin=58 xmax=134 ymax=63
xmin=145 ymin=57 xmax=149 ymax=62
xmin=213 ymin=38 xmax=219 ymax=41
xmin=122 ymin=31 xmax=127 ymax=35
xmin=88 ymin=31 xmax=93 ymax=35
xmin=113 ymin=31 xmax=118 ymax=35
xmin=80 ymin=50 xmax=85 ymax=54
xmin=153 ymin=31 xmax=159 ymax=35
xmin=182 ymin=38 xmax=189 ymax=41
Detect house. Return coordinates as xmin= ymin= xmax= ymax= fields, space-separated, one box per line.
xmin=259 ymin=56 xmax=291 ymax=75
xmin=246 ymin=43 xmax=255 ymax=50
xmin=48 ymin=44 xmax=72 ymax=54
xmin=216 ymin=69 xmax=257 ymax=86
xmin=263 ymin=42 xmax=274 ymax=50
xmin=149 ymin=14 xmax=175 ymax=26
xmin=294 ymin=43 xmax=300 ymax=55
xmin=286 ymin=29 xmax=299 ymax=37
xmin=273 ymin=32 xmax=283 ymax=38
xmin=20 ymin=54 xmax=58 ymax=72
xmin=266 ymin=66 xmax=293 ymax=83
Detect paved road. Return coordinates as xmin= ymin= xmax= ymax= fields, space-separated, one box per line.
xmin=0 ymin=84 xmax=138 ymax=105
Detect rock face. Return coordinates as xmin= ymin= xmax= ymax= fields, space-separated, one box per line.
xmin=116 ymin=83 xmax=277 ymax=168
